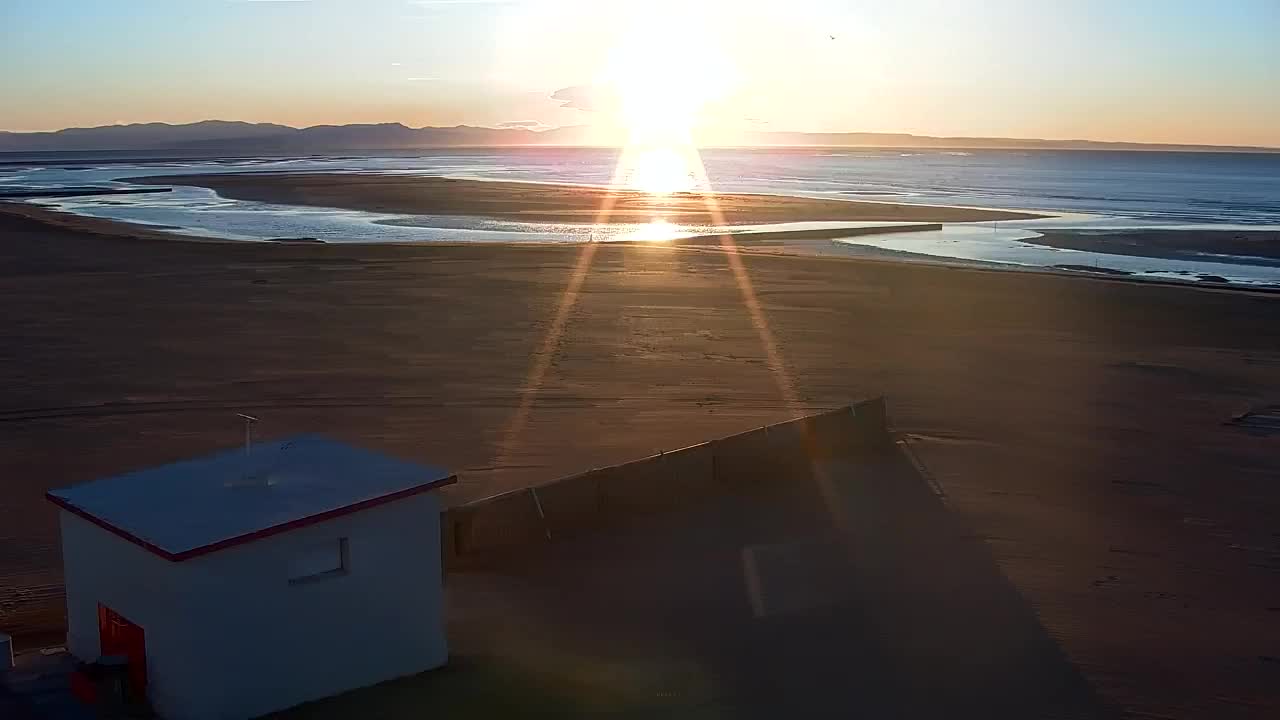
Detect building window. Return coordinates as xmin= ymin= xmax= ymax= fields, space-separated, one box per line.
xmin=287 ymin=538 xmax=349 ymax=585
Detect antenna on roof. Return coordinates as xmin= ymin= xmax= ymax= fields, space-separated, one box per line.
xmin=237 ymin=413 xmax=260 ymax=456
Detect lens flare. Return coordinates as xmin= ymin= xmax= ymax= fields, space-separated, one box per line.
xmin=498 ymin=3 xmax=829 ymax=531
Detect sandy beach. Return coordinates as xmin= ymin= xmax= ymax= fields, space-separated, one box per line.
xmin=124 ymin=173 xmax=1047 ymax=224
xmin=1 ymin=203 xmax=1278 ymax=717
xmin=5 ymin=0 xmax=1278 ymax=713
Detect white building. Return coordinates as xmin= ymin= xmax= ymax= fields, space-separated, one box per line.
xmin=47 ymin=434 xmax=456 ymax=720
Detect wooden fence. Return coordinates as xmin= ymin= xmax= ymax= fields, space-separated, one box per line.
xmin=443 ymin=397 xmax=891 ymax=568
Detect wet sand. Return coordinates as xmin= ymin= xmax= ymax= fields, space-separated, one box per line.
xmin=124 ymin=173 xmax=1047 ymax=224
xmin=0 ymin=187 xmax=172 ymax=200
xmin=661 ymin=223 xmax=944 ymax=245
xmin=1030 ymin=228 xmax=1280 ymax=264
xmin=1 ymin=206 xmax=1279 ymax=717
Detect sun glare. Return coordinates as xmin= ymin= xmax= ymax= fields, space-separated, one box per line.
xmin=626 ymin=146 xmax=696 ymax=195
xmin=623 ymin=219 xmax=683 ymax=242
xmin=602 ymin=4 xmax=736 ymax=195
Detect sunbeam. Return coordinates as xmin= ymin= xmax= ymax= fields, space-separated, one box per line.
xmin=491 ymin=3 xmax=820 ymax=520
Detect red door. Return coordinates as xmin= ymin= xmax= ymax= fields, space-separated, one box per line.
xmin=98 ymin=604 xmax=147 ymax=698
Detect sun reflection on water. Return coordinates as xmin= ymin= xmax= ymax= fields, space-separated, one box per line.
xmin=622 ymin=218 xmax=685 ymax=242
xmin=624 ymin=147 xmax=697 ymax=195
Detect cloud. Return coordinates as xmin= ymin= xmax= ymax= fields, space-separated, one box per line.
xmin=551 ymin=85 xmax=615 ymax=112
xmin=496 ymin=120 xmax=549 ymax=129
xmin=406 ymin=77 xmax=438 ymax=82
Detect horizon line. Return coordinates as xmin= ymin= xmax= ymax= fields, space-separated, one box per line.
xmin=1 ymin=119 xmax=1277 ymax=152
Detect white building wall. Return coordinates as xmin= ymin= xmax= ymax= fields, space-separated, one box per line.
xmin=59 ymin=492 xmax=446 ymax=720
xmin=59 ymin=510 xmax=198 ymax=717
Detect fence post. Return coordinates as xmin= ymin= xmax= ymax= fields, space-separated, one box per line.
xmin=529 ymin=487 xmax=551 ymax=541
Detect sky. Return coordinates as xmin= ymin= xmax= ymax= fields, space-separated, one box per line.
xmin=2 ymin=0 xmax=1278 ymax=146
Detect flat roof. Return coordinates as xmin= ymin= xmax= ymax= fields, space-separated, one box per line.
xmin=47 ymin=434 xmax=455 ymax=561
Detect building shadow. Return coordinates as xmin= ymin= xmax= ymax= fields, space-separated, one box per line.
xmin=445 ymin=441 xmax=1110 ymax=719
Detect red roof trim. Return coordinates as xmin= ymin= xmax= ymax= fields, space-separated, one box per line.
xmin=46 ymin=474 xmax=456 ymax=563
xmin=48 ymin=494 xmax=184 ymax=561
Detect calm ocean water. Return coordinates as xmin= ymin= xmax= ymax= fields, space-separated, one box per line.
xmin=3 ymin=147 xmax=1280 ymax=283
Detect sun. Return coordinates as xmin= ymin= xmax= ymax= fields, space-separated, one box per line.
xmin=601 ymin=3 xmax=736 ymax=196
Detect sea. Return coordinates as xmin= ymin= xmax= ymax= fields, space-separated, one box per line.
xmin=2 ymin=147 xmax=1279 ymax=285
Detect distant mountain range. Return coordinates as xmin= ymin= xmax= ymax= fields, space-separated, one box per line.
xmin=1 ymin=120 xmax=1275 ymax=154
